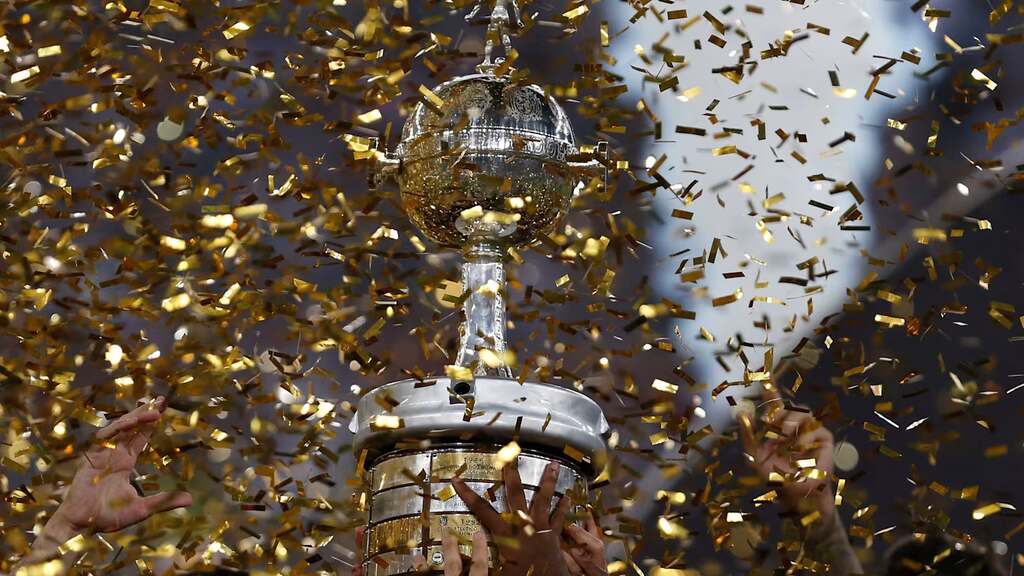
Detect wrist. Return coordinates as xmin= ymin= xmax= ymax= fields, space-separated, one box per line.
xmin=41 ymin=510 xmax=85 ymax=546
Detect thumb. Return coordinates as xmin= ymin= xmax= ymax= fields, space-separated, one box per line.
xmin=760 ymin=383 xmax=780 ymax=404
xmin=140 ymin=490 xmax=192 ymax=516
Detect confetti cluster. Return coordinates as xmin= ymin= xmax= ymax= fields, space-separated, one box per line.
xmin=1 ymin=0 xmax=1023 ymax=574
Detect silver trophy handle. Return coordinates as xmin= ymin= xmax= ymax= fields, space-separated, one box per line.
xmin=367 ymin=136 xmax=400 ymax=190
xmin=568 ymin=140 xmax=609 ymax=195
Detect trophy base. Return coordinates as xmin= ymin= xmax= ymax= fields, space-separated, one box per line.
xmin=363 ymin=445 xmax=588 ymax=576
xmin=350 ymin=377 xmax=609 ymax=576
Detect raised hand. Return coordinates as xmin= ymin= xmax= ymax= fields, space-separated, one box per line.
xmin=452 ymin=458 xmax=571 ymax=576
xmin=561 ymin=512 xmax=607 ymax=576
xmin=19 ymin=396 xmax=192 ymax=567
xmin=740 ymin=386 xmax=836 ymax=522
xmin=57 ymin=396 xmax=192 ymax=534
xmin=441 ymin=530 xmax=489 ymax=576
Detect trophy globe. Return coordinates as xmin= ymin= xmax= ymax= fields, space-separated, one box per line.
xmin=351 ymin=2 xmax=609 ymax=573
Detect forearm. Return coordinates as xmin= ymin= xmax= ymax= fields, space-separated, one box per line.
xmin=802 ymin=508 xmax=863 ymax=576
xmin=14 ymin=512 xmax=83 ymax=571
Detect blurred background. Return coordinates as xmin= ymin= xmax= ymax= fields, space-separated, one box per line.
xmin=1 ymin=0 xmax=1022 ymax=574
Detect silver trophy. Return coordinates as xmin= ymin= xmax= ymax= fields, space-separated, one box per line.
xmin=350 ymin=2 xmax=609 ymax=573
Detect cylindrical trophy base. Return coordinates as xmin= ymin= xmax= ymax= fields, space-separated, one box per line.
xmin=362 ymin=445 xmax=589 ymax=576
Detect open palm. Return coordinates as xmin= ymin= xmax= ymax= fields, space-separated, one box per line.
xmin=58 ymin=396 xmax=192 ymax=534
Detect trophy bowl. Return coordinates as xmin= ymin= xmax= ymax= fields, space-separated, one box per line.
xmin=395 ymin=73 xmax=579 ymax=247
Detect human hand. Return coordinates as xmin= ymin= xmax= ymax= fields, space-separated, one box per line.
xmin=561 ymin=512 xmax=606 ymax=576
xmin=452 ymin=458 xmax=570 ymax=576
xmin=55 ymin=396 xmax=192 ymax=535
xmin=740 ymin=386 xmax=836 ymax=523
xmin=440 ymin=530 xmax=490 ymax=576
xmin=19 ymin=397 xmax=192 ymax=567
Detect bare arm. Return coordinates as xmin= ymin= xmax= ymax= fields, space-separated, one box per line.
xmin=741 ymin=387 xmax=863 ymax=575
xmin=14 ymin=396 xmax=192 ymax=571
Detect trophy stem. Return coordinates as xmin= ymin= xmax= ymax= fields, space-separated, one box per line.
xmin=455 ymin=240 xmax=513 ymax=379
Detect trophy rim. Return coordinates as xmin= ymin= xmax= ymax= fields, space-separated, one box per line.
xmin=350 ymin=376 xmax=609 ymax=478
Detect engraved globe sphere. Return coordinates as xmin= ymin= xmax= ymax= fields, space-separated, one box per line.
xmin=395 ymin=73 xmax=578 ymax=248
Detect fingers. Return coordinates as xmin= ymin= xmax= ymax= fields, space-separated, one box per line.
xmin=569 ymin=546 xmax=605 ymax=576
xmin=565 ymin=525 xmax=604 ymax=558
xmin=565 ymin=526 xmax=606 ymax=576
xmin=778 ymin=411 xmax=813 ymax=437
xmin=502 ymin=457 xmax=528 ymax=514
xmin=452 ymin=477 xmax=502 ymax=533
xmin=95 ymin=411 xmax=160 ymax=440
xmin=443 ymin=531 xmax=462 ymax=576
xmin=794 ymin=428 xmax=834 ymax=471
xmin=550 ymin=493 xmax=571 ymax=535
xmin=355 ymin=525 xmax=365 ymax=570
xmin=563 ymin=550 xmax=584 ymax=576
xmin=412 ymin=555 xmax=429 ymax=572
xmin=530 ymin=461 xmax=560 ymax=522
xmin=469 ymin=531 xmax=488 ymax=576
xmin=584 ymin=510 xmax=602 ymax=540
xmin=141 ymin=490 xmax=192 ymax=515
xmin=123 ymin=490 xmax=191 ymax=528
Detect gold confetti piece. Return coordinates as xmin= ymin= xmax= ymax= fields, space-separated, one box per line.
xmin=493 ymin=441 xmax=521 ymax=470
xmin=160 ymin=235 xmax=187 ymax=251
xmin=479 ymin=348 xmax=515 ymax=369
xmin=418 ymin=84 xmax=445 ymax=108
xmin=656 ymin=490 xmax=688 ymax=504
xmin=161 ymin=293 xmax=191 ymax=312
xmin=973 ymin=503 xmax=1003 ymax=520
xmin=200 ymin=214 xmax=235 ymax=229
xmin=357 ymin=109 xmax=382 ymax=124
xmin=800 ymin=510 xmax=822 ymax=527
xmin=445 ymin=365 xmax=474 ymax=382
xmin=657 ymin=516 xmax=689 ymax=539
xmin=971 ymin=69 xmax=998 ymax=90
xmin=223 ymin=20 xmax=251 ymax=39
xmin=10 ymin=66 xmax=40 ymax=84
xmin=370 ymin=415 xmax=404 ymax=430
xmin=562 ymin=5 xmax=589 ymax=19
xmin=233 ymin=203 xmax=267 ymax=218
xmin=874 ymin=314 xmax=906 ymax=327
xmin=37 ymin=45 xmax=62 ymax=57
xmin=652 ymin=379 xmax=679 ymax=394
xmin=437 ymin=485 xmax=457 ymax=501
xmin=712 ymin=289 xmax=742 ymax=307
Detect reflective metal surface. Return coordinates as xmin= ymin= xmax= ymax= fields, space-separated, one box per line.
xmin=394 ymin=74 xmax=578 ymax=248
xmin=350 ymin=377 xmax=609 ymax=475
xmin=361 ymin=447 xmax=589 ymax=576
xmin=456 ymin=242 xmax=513 ymax=378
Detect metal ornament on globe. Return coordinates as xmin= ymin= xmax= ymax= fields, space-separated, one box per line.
xmin=351 ymin=2 xmax=609 ymax=574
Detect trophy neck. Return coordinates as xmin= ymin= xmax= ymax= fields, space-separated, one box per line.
xmin=455 ymin=240 xmax=513 ymax=379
